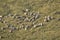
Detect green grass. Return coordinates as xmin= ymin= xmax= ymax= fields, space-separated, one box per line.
xmin=0 ymin=0 xmax=60 ymax=40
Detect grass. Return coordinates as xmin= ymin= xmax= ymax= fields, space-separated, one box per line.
xmin=0 ymin=0 xmax=60 ymax=40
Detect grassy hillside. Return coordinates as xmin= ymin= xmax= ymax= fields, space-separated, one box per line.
xmin=0 ymin=0 xmax=60 ymax=40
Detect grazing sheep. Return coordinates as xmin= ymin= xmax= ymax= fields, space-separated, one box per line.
xmin=2 ymin=21 xmax=5 ymax=23
xmin=24 ymin=25 xmax=31 ymax=30
xmin=0 ymin=16 xmax=2 ymax=18
xmin=34 ymin=14 xmax=39 ymax=19
xmin=19 ymin=24 xmax=25 ymax=29
xmin=0 ymin=16 xmax=2 ymax=21
xmin=44 ymin=18 xmax=48 ymax=22
xmin=25 ymin=26 xmax=28 ymax=30
xmin=47 ymin=16 xmax=54 ymax=20
xmin=33 ymin=23 xmax=43 ymax=28
xmin=44 ymin=16 xmax=47 ymax=19
xmin=25 ymin=9 xmax=29 ymax=12
xmin=24 ymin=17 xmax=29 ymax=22
xmin=0 ymin=18 xmax=2 ymax=21
xmin=30 ymin=18 xmax=35 ymax=22
xmin=25 ymin=27 xmax=27 ymax=30
xmin=32 ymin=12 xmax=36 ymax=16
xmin=1 ymin=27 xmax=6 ymax=30
xmin=44 ymin=16 xmax=54 ymax=22
xmin=15 ymin=27 xmax=19 ymax=30
xmin=51 ymin=16 xmax=54 ymax=19
xmin=30 ymin=16 xmax=35 ymax=22
xmin=33 ymin=25 xmax=37 ymax=28
xmin=29 ymin=12 xmax=33 ymax=16
xmin=19 ymin=26 xmax=22 ymax=29
xmin=47 ymin=16 xmax=51 ymax=20
xmin=32 ymin=22 xmax=35 ymax=25
xmin=38 ymin=23 xmax=43 ymax=26
xmin=7 ymin=13 xmax=13 ymax=17
xmin=8 ymin=24 xmax=13 ymax=27
xmin=9 ymin=26 xmax=16 ymax=31
xmin=24 ymin=12 xmax=27 ymax=15
xmin=16 ymin=16 xmax=25 ymax=21
xmin=55 ymin=11 xmax=60 ymax=14
xmin=9 ymin=30 xmax=13 ymax=33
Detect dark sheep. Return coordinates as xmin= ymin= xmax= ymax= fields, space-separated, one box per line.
xmin=55 ymin=11 xmax=60 ymax=14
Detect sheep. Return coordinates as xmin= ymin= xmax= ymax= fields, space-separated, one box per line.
xmin=25 ymin=26 xmax=28 ymax=30
xmin=24 ymin=12 xmax=27 ymax=15
xmin=24 ymin=25 xmax=31 ymax=30
xmin=38 ymin=23 xmax=43 ymax=26
xmin=47 ymin=16 xmax=54 ymax=20
xmin=25 ymin=9 xmax=29 ymax=12
xmin=17 ymin=16 xmax=26 ymax=21
xmin=0 ymin=16 xmax=3 ymax=21
xmin=8 ymin=24 xmax=13 ymax=28
xmin=0 ymin=18 xmax=2 ymax=21
xmin=9 ymin=30 xmax=13 ymax=33
xmin=2 ymin=21 xmax=7 ymax=24
xmin=55 ymin=11 xmax=60 ymax=14
xmin=44 ymin=16 xmax=47 ymax=19
xmin=44 ymin=16 xmax=54 ymax=22
xmin=44 ymin=18 xmax=48 ymax=22
xmin=19 ymin=25 xmax=23 ymax=29
xmin=15 ymin=27 xmax=19 ymax=30
xmin=29 ymin=12 xmax=33 ymax=16
xmin=33 ymin=25 xmax=37 ymax=28
xmin=7 ymin=13 xmax=13 ymax=17
xmin=30 ymin=16 xmax=35 ymax=22
xmin=34 ymin=14 xmax=40 ymax=19
xmin=33 ymin=23 xmax=43 ymax=28
xmin=58 ymin=18 xmax=60 ymax=21
xmin=0 ymin=16 xmax=2 ymax=18
xmin=8 ymin=25 xmax=17 ymax=32
xmin=9 ymin=26 xmax=16 ymax=31
xmin=24 ymin=17 xmax=29 ymax=22
xmin=1 ymin=27 xmax=6 ymax=30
